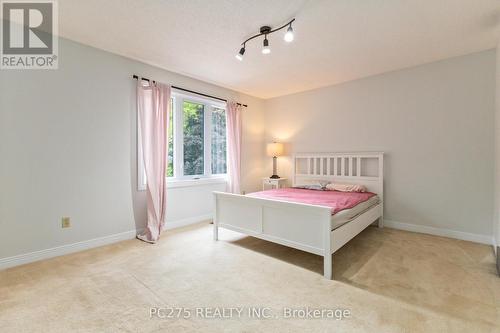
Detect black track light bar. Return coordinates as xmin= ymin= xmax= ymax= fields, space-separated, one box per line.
xmin=239 ymin=18 xmax=295 ymax=47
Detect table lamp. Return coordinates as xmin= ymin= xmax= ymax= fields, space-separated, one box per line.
xmin=266 ymin=142 xmax=284 ymax=179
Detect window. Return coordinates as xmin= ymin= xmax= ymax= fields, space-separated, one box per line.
xmin=138 ymin=90 xmax=227 ymax=190
xmin=173 ymin=93 xmax=227 ymax=180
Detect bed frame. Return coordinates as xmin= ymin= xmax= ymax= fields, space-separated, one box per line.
xmin=213 ymin=152 xmax=384 ymax=279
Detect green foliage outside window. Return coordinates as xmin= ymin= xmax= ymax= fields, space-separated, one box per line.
xmin=183 ymin=101 xmax=204 ymax=175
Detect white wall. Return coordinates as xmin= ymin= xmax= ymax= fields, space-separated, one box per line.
xmin=0 ymin=38 xmax=265 ymax=260
xmin=264 ymin=50 xmax=495 ymax=240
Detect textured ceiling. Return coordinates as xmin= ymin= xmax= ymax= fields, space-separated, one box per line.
xmin=58 ymin=0 xmax=500 ymax=98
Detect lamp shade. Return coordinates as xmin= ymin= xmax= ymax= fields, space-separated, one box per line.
xmin=267 ymin=142 xmax=284 ymax=157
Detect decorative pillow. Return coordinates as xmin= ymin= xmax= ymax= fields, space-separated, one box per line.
xmin=293 ymin=185 xmax=326 ymax=191
xmin=293 ymin=181 xmax=331 ymax=191
xmin=325 ymin=183 xmax=367 ymax=192
xmin=318 ymin=180 xmax=331 ymax=189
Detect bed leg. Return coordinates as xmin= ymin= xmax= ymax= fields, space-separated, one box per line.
xmin=323 ymin=212 xmax=333 ymax=280
xmin=324 ymin=254 xmax=333 ymax=280
xmin=378 ymin=216 xmax=384 ymax=228
xmin=213 ymin=224 xmax=218 ymax=241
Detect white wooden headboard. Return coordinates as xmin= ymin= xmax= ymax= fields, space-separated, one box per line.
xmin=293 ymin=152 xmax=384 ymax=199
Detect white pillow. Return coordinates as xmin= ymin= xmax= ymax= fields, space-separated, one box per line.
xmin=325 ymin=183 xmax=366 ymax=192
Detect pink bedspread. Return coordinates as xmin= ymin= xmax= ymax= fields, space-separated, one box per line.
xmin=247 ymin=188 xmax=376 ymax=215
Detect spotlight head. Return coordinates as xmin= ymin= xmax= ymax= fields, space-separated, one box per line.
xmin=235 ymin=46 xmax=245 ymax=61
xmin=262 ymin=37 xmax=270 ymax=54
xmin=284 ymin=25 xmax=294 ymax=42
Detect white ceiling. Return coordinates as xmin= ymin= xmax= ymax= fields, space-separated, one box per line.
xmin=58 ymin=0 xmax=500 ymax=99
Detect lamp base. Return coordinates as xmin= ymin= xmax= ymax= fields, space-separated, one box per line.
xmin=270 ymin=174 xmax=280 ymax=179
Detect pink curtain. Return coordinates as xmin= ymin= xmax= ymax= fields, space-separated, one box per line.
xmin=227 ymin=101 xmax=242 ymax=194
xmin=136 ymin=80 xmax=171 ymax=243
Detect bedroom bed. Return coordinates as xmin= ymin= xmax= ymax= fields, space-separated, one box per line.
xmin=213 ymin=152 xmax=384 ymax=279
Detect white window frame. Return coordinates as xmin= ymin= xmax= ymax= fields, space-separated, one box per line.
xmin=138 ymin=90 xmax=228 ymax=190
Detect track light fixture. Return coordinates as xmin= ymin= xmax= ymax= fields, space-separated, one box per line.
xmin=235 ymin=18 xmax=295 ymax=60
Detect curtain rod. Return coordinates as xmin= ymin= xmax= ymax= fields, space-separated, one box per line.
xmin=132 ymin=75 xmax=248 ymax=108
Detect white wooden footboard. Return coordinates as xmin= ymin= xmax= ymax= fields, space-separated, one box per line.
xmin=213 ymin=192 xmax=331 ymax=254
xmin=213 ymin=191 xmax=382 ymax=279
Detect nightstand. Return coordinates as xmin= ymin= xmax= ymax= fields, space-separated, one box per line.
xmin=262 ymin=178 xmax=287 ymax=190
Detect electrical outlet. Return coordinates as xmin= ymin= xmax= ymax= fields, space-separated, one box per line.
xmin=61 ymin=217 xmax=71 ymax=228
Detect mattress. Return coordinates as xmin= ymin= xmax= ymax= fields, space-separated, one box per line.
xmin=330 ymin=195 xmax=379 ymax=230
xmin=247 ymin=188 xmax=376 ymax=215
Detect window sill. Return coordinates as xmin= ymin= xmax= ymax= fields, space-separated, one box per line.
xmin=167 ymin=177 xmax=227 ymax=189
xmin=138 ymin=177 xmax=227 ymax=191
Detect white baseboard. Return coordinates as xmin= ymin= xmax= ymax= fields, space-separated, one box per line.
xmin=384 ymin=220 xmax=494 ymax=245
xmin=164 ymin=214 xmax=212 ymax=230
xmin=9 ymin=215 xmax=490 ymax=270
xmin=0 ymin=229 xmax=137 ymax=270
xmin=0 ymin=214 xmax=214 ymax=271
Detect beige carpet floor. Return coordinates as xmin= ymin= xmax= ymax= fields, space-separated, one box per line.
xmin=0 ymin=222 xmax=499 ymax=333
